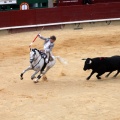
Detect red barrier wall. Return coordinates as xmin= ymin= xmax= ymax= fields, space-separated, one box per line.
xmin=94 ymin=0 xmax=120 ymax=3
xmin=56 ymin=0 xmax=119 ymax=6
xmin=0 ymin=2 xmax=120 ymax=29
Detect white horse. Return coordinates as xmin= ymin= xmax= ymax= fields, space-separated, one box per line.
xmin=20 ymin=48 xmax=67 ymax=83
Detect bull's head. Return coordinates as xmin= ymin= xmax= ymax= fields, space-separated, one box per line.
xmin=82 ymin=58 xmax=92 ymax=71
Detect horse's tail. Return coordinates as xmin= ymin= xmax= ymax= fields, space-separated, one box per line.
xmin=55 ymin=56 xmax=68 ymax=65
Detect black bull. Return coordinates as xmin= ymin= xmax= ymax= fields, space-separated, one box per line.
xmin=82 ymin=56 xmax=120 ymax=80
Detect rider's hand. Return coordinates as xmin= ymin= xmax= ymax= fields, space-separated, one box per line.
xmin=29 ymin=42 xmax=33 ymax=47
xmin=38 ymin=34 xmax=41 ymax=37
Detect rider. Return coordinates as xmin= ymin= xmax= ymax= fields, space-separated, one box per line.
xmin=38 ymin=34 xmax=56 ymax=63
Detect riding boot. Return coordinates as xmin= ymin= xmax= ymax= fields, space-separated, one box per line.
xmin=49 ymin=52 xmax=54 ymax=61
xmin=50 ymin=56 xmax=54 ymax=61
xmin=45 ymin=58 xmax=48 ymax=63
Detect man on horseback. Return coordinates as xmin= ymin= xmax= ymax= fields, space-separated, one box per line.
xmin=38 ymin=34 xmax=56 ymax=63
xmin=20 ymin=34 xmax=67 ymax=83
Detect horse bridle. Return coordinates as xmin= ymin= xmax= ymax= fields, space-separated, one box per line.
xmin=30 ymin=50 xmax=36 ymax=63
xmin=30 ymin=49 xmax=42 ymax=68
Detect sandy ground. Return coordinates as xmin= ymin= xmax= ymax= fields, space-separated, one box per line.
xmin=0 ymin=23 xmax=120 ymax=120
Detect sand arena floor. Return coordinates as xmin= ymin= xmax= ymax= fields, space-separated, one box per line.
xmin=0 ymin=23 xmax=120 ymax=120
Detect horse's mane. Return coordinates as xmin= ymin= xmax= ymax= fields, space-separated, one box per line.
xmin=32 ymin=48 xmax=41 ymax=54
xmin=32 ymin=48 xmax=39 ymax=52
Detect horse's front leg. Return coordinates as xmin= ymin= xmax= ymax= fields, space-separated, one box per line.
xmin=20 ymin=66 xmax=32 ymax=80
xmin=31 ymin=70 xmax=39 ymax=80
xmin=33 ymin=72 xmax=42 ymax=83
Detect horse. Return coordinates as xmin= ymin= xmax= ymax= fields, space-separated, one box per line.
xmin=20 ymin=48 xmax=67 ymax=83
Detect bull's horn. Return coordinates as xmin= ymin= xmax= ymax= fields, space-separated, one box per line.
xmin=82 ymin=58 xmax=86 ymax=60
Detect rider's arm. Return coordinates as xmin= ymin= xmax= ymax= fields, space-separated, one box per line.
xmin=38 ymin=34 xmax=48 ymax=41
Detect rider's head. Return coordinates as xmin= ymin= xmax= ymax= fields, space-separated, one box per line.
xmin=50 ymin=35 xmax=56 ymax=43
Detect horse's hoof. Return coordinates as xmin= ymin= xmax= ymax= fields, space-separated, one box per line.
xmin=31 ymin=77 xmax=36 ymax=80
xmin=20 ymin=74 xmax=24 ymax=80
xmin=20 ymin=74 xmax=23 ymax=80
xmin=34 ymin=80 xmax=39 ymax=83
xmin=33 ymin=79 xmax=39 ymax=83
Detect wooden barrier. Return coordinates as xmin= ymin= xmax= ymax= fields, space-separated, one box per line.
xmin=0 ymin=2 xmax=120 ymax=30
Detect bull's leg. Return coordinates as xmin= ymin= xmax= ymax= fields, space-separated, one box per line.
xmin=87 ymin=71 xmax=95 ymax=80
xmin=20 ymin=66 xmax=32 ymax=80
xmin=105 ymin=71 xmax=113 ymax=77
xmin=96 ymin=72 xmax=105 ymax=79
xmin=113 ymin=70 xmax=120 ymax=77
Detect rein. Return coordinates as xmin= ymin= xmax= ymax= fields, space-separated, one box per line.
xmin=32 ymin=57 xmax=42 ymax=68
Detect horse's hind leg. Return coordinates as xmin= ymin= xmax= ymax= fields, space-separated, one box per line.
xmin=34 ymin=74 xmax=42 ymax=83
xmin=42 ymin=63 xmax=55 ymax=81
xmin=34 ymin=71 xmax=47 ymax=83
xmin=42 ymin=65 xmax=51 ymax=75
xmin=41 ymin=66 xmax=51 ymax=81
xmin=34 ymin=62 xmax=55 ymax=83
xmin=20 ymin=66 xmax=32 ymax=80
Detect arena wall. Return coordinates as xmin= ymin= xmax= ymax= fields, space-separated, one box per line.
xmin=0 ymin=2 xmax=120 ymax=30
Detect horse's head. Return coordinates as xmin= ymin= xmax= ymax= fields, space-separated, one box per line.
xmin=30 ymin=49 xmax=37 ymax=63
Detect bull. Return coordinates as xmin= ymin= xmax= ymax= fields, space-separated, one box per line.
xmin=82 ymin=56 xmax=120 ymax=80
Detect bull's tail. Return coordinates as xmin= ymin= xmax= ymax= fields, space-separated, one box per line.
xmin=55 ymin=56 xmax=68 ymax=65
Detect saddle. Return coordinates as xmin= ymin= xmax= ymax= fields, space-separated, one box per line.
xmin=39 ymin=50 xmax=54 ymax=62
xmin=39 ymin=51 xmax=47 ymax=59
xmin=35 ymin=49 xmax=54 ymax=63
